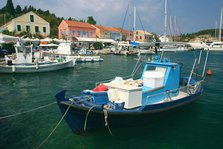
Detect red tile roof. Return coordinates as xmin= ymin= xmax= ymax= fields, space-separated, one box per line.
xmin=114 ymin=27 xmax=131 ymax=34
xmin=103 ymin=26 xmax=120 ymax=32
xmin=94 ymin=25 xmax=123 ymax=33
xmin=65 ymin=20 xmax=95 ymax=29
xmin=93 ymin=25 xmax=109 ymax=31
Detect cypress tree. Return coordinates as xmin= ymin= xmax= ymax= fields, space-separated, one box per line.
xmin=15 ymin=5 xmax=22 ymax=14
xmin=5 ymin=0 xmax=15 ymax=16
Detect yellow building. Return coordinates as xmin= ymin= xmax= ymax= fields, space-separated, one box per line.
xmin=0 ymin=11 xmax=50 ymax=37
xmin=135 ymin=30 xmax=153 ymax=42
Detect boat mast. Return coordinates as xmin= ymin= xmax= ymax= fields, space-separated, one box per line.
xmin=164 ymin=0 xmax=168 ymax=42
xmin=219 ymin=8 xmax=223 ymax=41
xmin=129 ymin=4 xmax=131 ymax=41
xmin=133 ymin=6 xmax=136 ymax=42
xmin=215 ymin=20 xmax=218 ymax=39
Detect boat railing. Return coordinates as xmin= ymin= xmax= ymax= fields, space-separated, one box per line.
xmin=146 ymin=82 xmax=202 ymax=103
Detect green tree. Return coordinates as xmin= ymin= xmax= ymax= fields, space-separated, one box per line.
xmin=15 ymin=5 xmax=22 ymax=14
xmin=5 ymin=0 xmax=15 ymax=16
xmin=93 ymin=42 xmax=103 ymax=50
xmin=23 ymin=6 xmax=27 ymax=13
xmin=121 ymin=34 xmax=127 ymax=41
xmin=79 ymin=19 xmax=85 ymax=22
xmin=87 ymin=16 xmax=96 ymax=25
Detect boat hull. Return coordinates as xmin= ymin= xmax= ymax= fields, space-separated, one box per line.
xmin=56 ymin=86 xmax=203 ymax=134
xmin=0 ymin=59 xmax=75 ymax=73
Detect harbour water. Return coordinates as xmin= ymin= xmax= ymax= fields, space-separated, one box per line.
xmin=0 ymin=51 xmax=223 ymax=149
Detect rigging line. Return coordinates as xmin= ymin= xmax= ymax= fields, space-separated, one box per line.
xmin=36 ymin=102 xmax=73 ymax=149
xmin=136 ymin=11 xmax=145 ymax=35
xmin=0 ymin=102 xmax=56 ymax=120
xmin=131 ymin=55 xmax=141 ymax=76
xmin=119 ymin=4 xmax=129 ymax=42
xmin=131 ymin=62 xmax=142 ymax=78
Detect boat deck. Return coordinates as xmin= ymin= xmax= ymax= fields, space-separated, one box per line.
xmin=156 ymin=91 xmax=189 ymax=104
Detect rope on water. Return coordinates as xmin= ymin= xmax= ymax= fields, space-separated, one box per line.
xmin=84 ymin=105 xmax=95 ymax=132
xmin=36 ymin=102 xmax=73 ymax=149
xmin=103 ymin=109 xmax=113 ymax=136
xmin=0 ymin=101 xmax=57 ymax=120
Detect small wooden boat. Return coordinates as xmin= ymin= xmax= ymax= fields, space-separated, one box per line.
xmin=55 ymin=49 xmax=209 ymax=134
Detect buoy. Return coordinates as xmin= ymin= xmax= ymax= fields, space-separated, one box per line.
xmin=206 ymin=68 xmax=212 ymax=75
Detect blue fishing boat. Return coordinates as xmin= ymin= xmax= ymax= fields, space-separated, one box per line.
xmin=55 ymin=49 xmax=209 ymax=134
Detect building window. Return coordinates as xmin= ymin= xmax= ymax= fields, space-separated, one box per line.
xmin=43 ymin=27 xmax=46 ymax=33
xmin=90 ymin=32 xmax=92 ymax=37
xmin=78 ymin=31 xmax=84 ymax=37
xmin=113 ymin=33 xmax=116 ymax=40
xmin=72 ymin=29 xmax=75 ymax=37
xmin=64 ymin=30 xmax=66 ymax=36
xmin=86 ymin=32 xmax=89 ymax=37
xmin=26 ymin=25 xmax=30 ymax=32
xmin=78 ymin=31 xmax=81 ymax=37
xmin=118 ymin=33 xmax=121 ymax=40
xmin=35 ymin=26 xmax=39 ymax=33
xmin=83 ymin=31 xmax=86 ymax=37
xmin=110 ymin=32 xmax=113 ymax=39
xmin=136 ymin=31 xmax=138 ymax=35
xmin=140 ymin=36 xmax=142 ymax=40
xmin=17 ymin=25 xmax=21 ymax=31
xmin=30 ymin=15 xmax=34 ymax=22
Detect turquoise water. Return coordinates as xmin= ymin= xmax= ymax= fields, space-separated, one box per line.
xmin=0 ymin=52 xmax=223 ymax=149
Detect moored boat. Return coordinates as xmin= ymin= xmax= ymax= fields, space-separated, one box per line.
xmin=55 ymin=49 xmax=209 ymax=134
xmin=0 ymin=41 xmax=76 ymax=73
xmin=208 ymin=42 xmax=223 ymax=51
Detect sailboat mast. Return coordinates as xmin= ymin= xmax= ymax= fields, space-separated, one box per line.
xmin=129 ymin=4 xmax=131 ymax=41
xmin=215 ymin=20 xmax=218 ymax=39
xmin=219 ymin=8 xmax=223 ymax=41
xmin=164 ymin=0 xmax=168 ymax=42
xmin=133 ymin=6 xmax=136 ymax=42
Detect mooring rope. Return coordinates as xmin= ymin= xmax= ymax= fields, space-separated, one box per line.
xmin=103 ymin=109 xmax=113 ymax=136
xmin=36 ymin=102 xmax=73 ymax=149
xmin=84 ymin=105 xmax=95 ymax=132
xmin=0 ymin=101 xmax=57 ymax=120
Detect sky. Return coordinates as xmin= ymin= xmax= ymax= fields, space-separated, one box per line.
xmin=0 ymin=0 xmax=223 ymax=35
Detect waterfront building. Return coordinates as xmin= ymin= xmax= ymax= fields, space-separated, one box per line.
xmin=58 ymin=20 xmax=132 ymax=41
xmin=135 ymin=30 xmax=153 ymax=42
xmin=93 ymin=25 xmax=110 ymax=39
xmin=93 ymin=25 xmax=121 ymax=40
xmin=114 ymin=27 xmax=133 ymax=41
xmin=93 ymin=25 xmax=132 ymax=41
xmin=58 ymin=20 xmax=96 ymax=41
xmin=0 ymin=11 xmax=50 ymax=37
